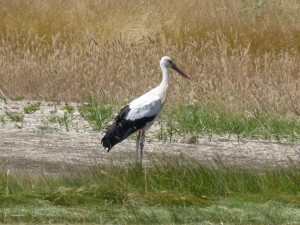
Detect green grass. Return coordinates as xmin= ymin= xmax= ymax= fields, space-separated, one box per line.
xmin=35 ymin=105 xmax=78 ymax=132
xmin=23 ymin=102 xmax=41 ymax=114
xmin=5 ymin=111 xmax=24 ymax=123
xmin=37 ymin=119 xmax=58 ymax=134
xmin=0 ymin=115 xmax=4 ymax=124
xmin=77 ymin=102 xmax=300 ymax=142
xmin=56 ymin=113 xmax=73 ymax=132
xmin=79 ymin=104 xmax=115 ymax=131
xmin=158 ymin=104 xmax=300 ymax=142
xmin=45 ymin=113 xmax=74 ymax=132
xmin=0 ymin=156 xmax=299 ymax=224
xmin=61 ymin=103 xmax=75 ymax=114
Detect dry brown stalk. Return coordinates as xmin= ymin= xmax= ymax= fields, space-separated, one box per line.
xmin=0 ymin=0 xmax=299 ymax=116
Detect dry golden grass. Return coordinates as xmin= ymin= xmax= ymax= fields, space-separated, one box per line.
xmin=0 ymin=0 xmax=300 ymax=116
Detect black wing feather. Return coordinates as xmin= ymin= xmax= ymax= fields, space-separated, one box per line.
xmin=101 ymin=105 xmax=156 ymax=151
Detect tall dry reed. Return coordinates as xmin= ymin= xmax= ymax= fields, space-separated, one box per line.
xmin=0 ymin=0 xmax=300 ymax=116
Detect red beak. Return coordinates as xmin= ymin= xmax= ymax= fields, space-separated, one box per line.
xmin=172 ymin=64 xmax=189 ymax=79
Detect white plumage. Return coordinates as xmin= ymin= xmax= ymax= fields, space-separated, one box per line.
xmin=101 ymin=56 xmax=189 ymax=162
xmin=126 ymin=93 xmax=161 ymax=122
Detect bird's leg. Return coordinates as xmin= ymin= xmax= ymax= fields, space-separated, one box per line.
xmin=139 ymin=131 xmax=145 ymax=162
xmin=136 ymin=131 xmax=141 ymax=161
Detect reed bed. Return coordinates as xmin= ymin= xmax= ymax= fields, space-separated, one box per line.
xmin=0 ymin=0 xmax=300 ymax=116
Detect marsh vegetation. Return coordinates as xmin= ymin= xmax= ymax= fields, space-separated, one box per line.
xmin=0 ymin=0 xmax=300 ymax=224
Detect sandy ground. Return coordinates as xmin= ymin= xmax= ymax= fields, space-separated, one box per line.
xmin=0 ymin=99 xmax=299 ymax=174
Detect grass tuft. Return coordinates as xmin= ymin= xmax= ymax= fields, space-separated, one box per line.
xmin=79 ymin=104 xmax=115 ymax=131
xmin=23 ymin=102 xmax=41 ymax=114
xmin=61 ymin=104 xmax=75 ymax=114
xmin=5 ymin=111 xmax=24 ymax=123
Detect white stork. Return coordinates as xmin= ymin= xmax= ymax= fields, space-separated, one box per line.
xmin=101 ymin=56 xmax=189 ymax=161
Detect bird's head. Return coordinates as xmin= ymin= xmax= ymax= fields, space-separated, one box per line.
xmin=160 ymin=56 xmax=189 ymax=79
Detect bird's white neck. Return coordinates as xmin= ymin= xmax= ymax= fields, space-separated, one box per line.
xmin=160 ymin=65 xmax=170 ymax=86
xmin=157 ymin=65 xmax=170 ymax=104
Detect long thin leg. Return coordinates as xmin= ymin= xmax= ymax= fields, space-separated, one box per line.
xmin=136 ymin=131 xmax=141 ymax=161
xmin=139 ymin=131 xmax=145 ymax=162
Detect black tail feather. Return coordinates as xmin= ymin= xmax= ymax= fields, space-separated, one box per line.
xmin=101 ymin=120 xmax=136 ymax=151
xmin=101 ymin=105 xmax=156 ymax=151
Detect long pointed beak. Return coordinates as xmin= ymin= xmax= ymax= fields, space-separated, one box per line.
xmin=172 ymin=63 xmax=189 ymax=79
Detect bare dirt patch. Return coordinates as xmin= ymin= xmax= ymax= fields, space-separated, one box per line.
xmin=0 ymin=99 xmax=299 ymax=174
